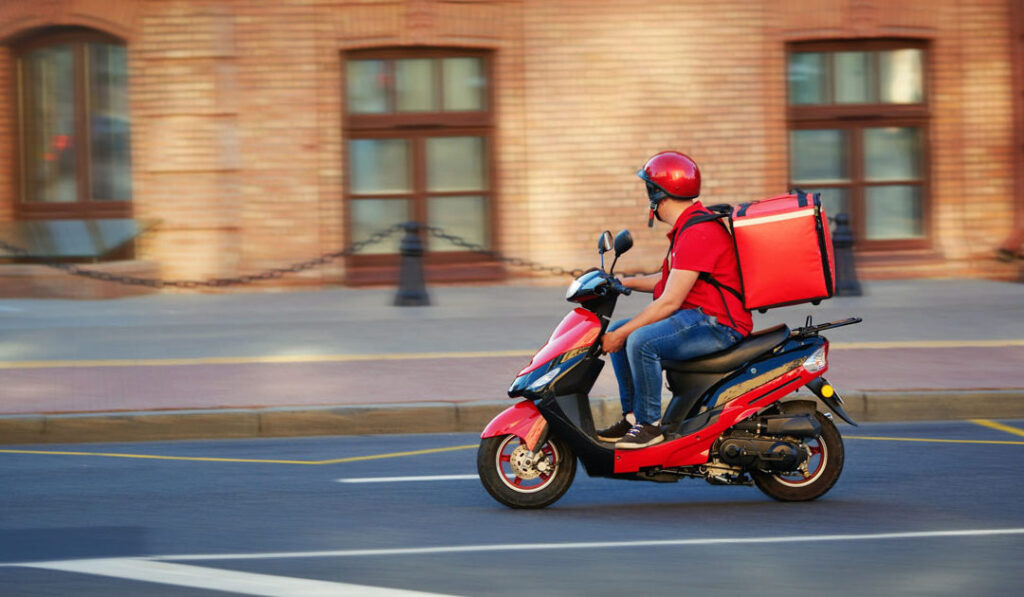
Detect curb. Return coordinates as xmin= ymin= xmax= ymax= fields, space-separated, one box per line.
xmin=2 ymin=390 xmax=1023 ymax=445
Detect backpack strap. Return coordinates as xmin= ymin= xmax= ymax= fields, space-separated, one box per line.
xmin=665 ymin=210 xmax=744 ymax=328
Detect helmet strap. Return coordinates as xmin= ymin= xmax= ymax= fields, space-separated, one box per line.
xmin=648 ymin=208 xmax=655 ymax=228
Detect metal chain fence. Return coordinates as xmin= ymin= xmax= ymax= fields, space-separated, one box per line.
xmin=0 ymin=224 xmax=404 ymax=289
xmin=0 ymin=222 xmax=658 ymax=289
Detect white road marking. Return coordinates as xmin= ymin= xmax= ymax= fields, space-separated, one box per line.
xmin=337 ymin=474 xmax=479 ymax=483
xmin=19 ymin=558 xmax=452 ymax=596
xmin=150 ymin=527 xmax=1024 ymax=562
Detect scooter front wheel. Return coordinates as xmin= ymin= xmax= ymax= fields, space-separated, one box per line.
xmin=477 ymin=433 xmax=576 ymax=509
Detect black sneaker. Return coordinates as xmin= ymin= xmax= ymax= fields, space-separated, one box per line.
xmin=596 ymin=417 xmax=633 ymax=442
xmin=615 ymin=423 xmax=664 ymax=450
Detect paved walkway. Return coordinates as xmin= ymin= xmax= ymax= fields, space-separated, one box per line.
xmin=1 ymin=278 xmax=1022 ymax=443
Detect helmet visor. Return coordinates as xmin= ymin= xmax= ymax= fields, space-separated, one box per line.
xmin=646 ymin=181 xmax=667 ymax=206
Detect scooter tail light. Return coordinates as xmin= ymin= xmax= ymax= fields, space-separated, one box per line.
xmin=802 ymin=342 xmax=828 ymax=374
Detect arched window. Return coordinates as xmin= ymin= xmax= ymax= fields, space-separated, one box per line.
xmin=13 ymin=28 xmax=132 ymax=219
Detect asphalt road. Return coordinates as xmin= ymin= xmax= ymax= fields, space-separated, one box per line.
xmin=2 ymin=420 xmax=1024 ymax=596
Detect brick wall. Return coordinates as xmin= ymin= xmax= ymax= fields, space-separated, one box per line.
xmin=0 ymin=0 xmax=1018 ymax=293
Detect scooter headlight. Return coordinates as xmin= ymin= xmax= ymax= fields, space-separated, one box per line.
xmin=565 ymin=278 xmax=583 ymax=300
xmin=529 ymin=366 xmax=562 ymax=391
xmin=802 ymin=345 xmax=828 ymax=373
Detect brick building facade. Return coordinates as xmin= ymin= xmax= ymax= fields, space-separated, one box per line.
xmin=0 ymin=0 xmax=1020 ymax=296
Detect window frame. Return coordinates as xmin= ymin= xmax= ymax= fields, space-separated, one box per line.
xmin=787 ymin=39 xmax=931 ymax=250
xmin=11 ymin=28 xmax=133 ymax=221
xmin=343 ymin=48 xmax=497 ymax=273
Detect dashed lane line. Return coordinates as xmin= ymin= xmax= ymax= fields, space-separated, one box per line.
xmin=337 ymin=474 xmax=480 ymax=483
xmin=970 ymin=418 xmax=1024 ymax=438
xmin=138 ymin=528 xmax=1024 ymax=561
xmin=1 ymin=339 xmax=1022 ymax=369
xmin=0 ymin=444 xmax=478 ymax=465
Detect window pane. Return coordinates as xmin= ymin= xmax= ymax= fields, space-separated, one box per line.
xmin=864 ymin=127 xmax=921 ymax=181
xmin=428 ymin=195 xmax=488 ymax=251
xmin=790 ymin=130 xmax=849 ymax=184
xmin=442 ymin=57 xmax=485 ymax=111
xmin=88 ymin=43 xmax=132 ymax=201
xmin=395 ymin=58 xmax=436 ymax=112
xmin=348 ymin=139 xmax=410 ymax=194
xmin=865 ymin=185 xmax=924 ymax=240
xmin=834 ymin=51 xmax=875 ymax=104
xmin=879 ymin=49 xmax=924 ymax=104
xmin=347 ymin=60 xmax=389 ymax=114
xmin=350 ymin=199 xmax=409 ymax=254
xmin=426 ymin=136 xmax=487 ymax=192
xmin=21 ymin=45 xmax=77 ymax=203
xmin=805 ymin=188 xmax=849 ymax=222
xmin=787 ymin=52 xmax=826 ymax=105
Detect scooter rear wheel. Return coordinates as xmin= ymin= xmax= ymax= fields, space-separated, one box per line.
xmin=752 ymin=411 xmax=844 ymax=502
xmin=477 ymin=434 xmax=576 ymax=509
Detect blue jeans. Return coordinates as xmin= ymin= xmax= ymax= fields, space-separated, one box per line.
xmin=608 ymin=309 xmax=743 ymax=425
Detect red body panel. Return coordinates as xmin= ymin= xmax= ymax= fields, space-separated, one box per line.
xmin=613 ymin=364 xmax=827 ymax=473
xmin=517 ymin=308 xmax=601 ymax=376
xmin=480 ymin=401 xmax=547 ymax=450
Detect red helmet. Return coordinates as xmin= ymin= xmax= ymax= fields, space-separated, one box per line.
xmin=637 ymin=151 xmax=701 ymax=200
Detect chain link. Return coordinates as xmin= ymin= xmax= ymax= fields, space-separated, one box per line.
xmin=0 ymin=223 xmax=640 ymax=288
xmin=0 ymin=224 xmax=404 ymax=289
xmin=425 ymin=226 xmax=586 ymax=278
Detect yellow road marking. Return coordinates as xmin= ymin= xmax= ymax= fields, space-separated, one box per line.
xmin=0 ymin=351 xmax=535 ymax=370
xmin=831 ymin=339 xmax=1024 ymax=350
xmin=846 ymin=435 xmax=1024 ymax=446
xmin=969 ymin=419 xmax=1024 ymax=438
xmin=0 ymin=444 xmax=477 ymax=465
xmin=2 ymin=435 xmax=1021 ymax=466
xmin=2 ymin=340 xmax=1022 ymax=369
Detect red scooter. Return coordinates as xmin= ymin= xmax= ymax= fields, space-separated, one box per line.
xmin=477 ymin=229 xmax=861 ymax=508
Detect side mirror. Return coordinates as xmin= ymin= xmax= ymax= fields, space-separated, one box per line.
xmin=614 ymin=229 xmax=633 ymax=256
xmin=598 ymin=231 xmax=613 ymax=254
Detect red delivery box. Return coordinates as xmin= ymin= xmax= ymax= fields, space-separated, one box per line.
xmin=730 ymin=191 xmax=835 ymax=312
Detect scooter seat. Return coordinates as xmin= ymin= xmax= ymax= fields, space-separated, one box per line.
xmin=662 ymin=324 xmax=790 ymax=374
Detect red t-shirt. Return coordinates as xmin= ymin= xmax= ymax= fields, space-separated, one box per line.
xmin=652 ymin=201 xmax=753 ymax=336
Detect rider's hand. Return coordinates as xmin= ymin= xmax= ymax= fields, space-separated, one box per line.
xmin=602 ymin=328 xmax=628 ymax=354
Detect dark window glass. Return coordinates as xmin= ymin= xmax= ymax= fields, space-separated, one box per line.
xmin=15 ymin=31 xmax=133 ymax=218
xmin=345 ymin=50 xmax=492 ymax=260
xmin=787 ymin=41 xmax=929 ymax=248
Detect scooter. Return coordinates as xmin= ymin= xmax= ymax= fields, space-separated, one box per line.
xmin=477 ymin=229 xmax=861 ymax=509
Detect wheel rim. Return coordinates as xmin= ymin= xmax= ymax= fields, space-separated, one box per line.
xmin=773 ymin=437 xmax=828 ymax=487
xmin=494 ymin=435 xmax=560 ymax=494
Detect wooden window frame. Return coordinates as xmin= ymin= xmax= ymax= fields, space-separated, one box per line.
xmin=787 ymin=39 xmax=931 ymax=251
xmin=343 ymin=48 xmax=499 ymax=280
xmin=11 ymin=28 xmax=132 ymax=221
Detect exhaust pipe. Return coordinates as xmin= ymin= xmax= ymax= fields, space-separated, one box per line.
xmin=732 ymin=414 xmax=821 ymax=438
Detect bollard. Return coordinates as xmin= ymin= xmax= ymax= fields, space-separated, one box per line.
xmin=832 ymin=213 xmax=862 ymax=296
xmin=394 ymin=221 xmax=430 ymax=306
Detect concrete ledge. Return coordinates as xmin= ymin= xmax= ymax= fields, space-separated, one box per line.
xmin=1 ymin=390 xmax=1022 ymax=445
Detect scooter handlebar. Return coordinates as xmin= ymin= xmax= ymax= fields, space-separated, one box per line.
xmin=610 ymin=279 xmax=632 ymax=296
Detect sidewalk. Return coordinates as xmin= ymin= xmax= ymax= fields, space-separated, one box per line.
xmin=1 ymin=278 xmax=1023 ymax=444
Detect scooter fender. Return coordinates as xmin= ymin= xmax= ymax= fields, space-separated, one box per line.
xmin=481 ymin=401 xmax=548 ymax=451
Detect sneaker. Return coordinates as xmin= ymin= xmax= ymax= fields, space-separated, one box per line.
xmin=596 ymin=417 xmax=633 ymax=442
xmin=615 ymin=423 xmax=664 ymax=450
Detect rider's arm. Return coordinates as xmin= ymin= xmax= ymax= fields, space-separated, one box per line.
xmin=602 ymin=269 xmax=699 ymax=353
xmin=622 ymin=274 xmax=660 ymax=293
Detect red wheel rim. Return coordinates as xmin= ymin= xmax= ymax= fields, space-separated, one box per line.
xmin=774 ymin=437 xmax=827 ymax=487
xmin=494 ymin=435 xmax=560 ymax=494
